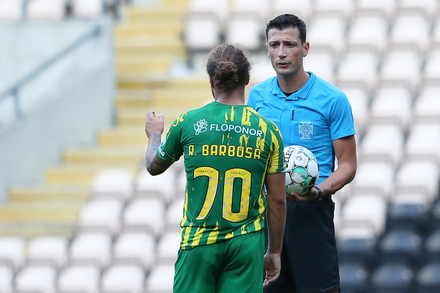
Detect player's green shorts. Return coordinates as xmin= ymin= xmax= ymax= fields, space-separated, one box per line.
xmin=173 ymin=230 xmax=265 ymax=293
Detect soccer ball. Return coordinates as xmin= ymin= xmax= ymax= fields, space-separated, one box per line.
xmin=284 ymin=145 xmax=320 ymax=195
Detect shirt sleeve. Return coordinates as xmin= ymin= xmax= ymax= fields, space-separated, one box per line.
xmin=157 ymin=115 xmax=185 ymax=162
xmin=329 ymin=93 xmax=356 ymax=140
xmin=266 ymin=123 xmax=286 ymax=175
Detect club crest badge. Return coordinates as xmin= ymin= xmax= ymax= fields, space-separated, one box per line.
xmin=194 ymin=119 xmax=208 ymax=135
xmin=299 ymin=122 xmax=313 ymax=139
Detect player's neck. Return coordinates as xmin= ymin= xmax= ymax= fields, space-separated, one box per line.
xmin=277 ymin=70 xmax=309 ymax=93
xmin=214 ymin=87 xmax=245 ymax=106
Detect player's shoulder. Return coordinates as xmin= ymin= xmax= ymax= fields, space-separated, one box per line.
xmin=312 ymin=73 xmax=348 ymax=101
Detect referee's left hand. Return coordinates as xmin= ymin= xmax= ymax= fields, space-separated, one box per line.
xmin=286 ymin=187 xmax=319 ymax=202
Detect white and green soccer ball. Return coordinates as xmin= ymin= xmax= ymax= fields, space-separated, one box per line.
xmin=284 ymin=145 xmax=320 ymax=195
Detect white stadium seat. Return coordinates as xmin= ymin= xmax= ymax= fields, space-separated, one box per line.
xmin=0 ymin=0 xmax=23 ymax=22
xmin=113 ymin=232 xmax=156 ymax=270
xmin=313 ymin=0 xmax=354 ymax=17
xmin=165 ymin=197 xmax=185 ymax=232
xmin=231 ymin=0 xmax=269 ymax=21
xmin=395 ymin=160 xmax=440 ymax=200
xmin=122 ymin=198 xmax=165 ymax=237
xmin=0 ymin=237 xmax=25 ymax=270
xmin=397 ymin=0 xmax=438 ymax=17
xmin=388 ymin=12 xmax=431 ymax=52
xmin=91 ymin=168 xmax=134 ymax=201
xmin=369 ymin=86 xmax=412 ymax=129
xmin=225 ymin=14 xmax=262 ymax=51
xmin=351 ymin=161 xmax=396 ymax=199
xmin=356 ymin=0 xmax=397 ymax=17
xmin=69 ymin=233 xmax=112 ymax=268
xmin=336 ymin=49 xmax=379 ymax=91
xmin=145 ymin=264 xmax=175 ymax=293
xmin=423 ymin=49 xmax=440 ymax=82
xmin=346 ymin=14 xmax=389 ymax=53
xmin=26 ymin=0 xmax=66 ymax=21
xmin=26 ymin=236 xmax=68 ymax=268
xmin=379 ymin=48 xmax=422 ymax=92
xmin=0 ymin=266 xmax=13 ymax=293
xmin=77 ymin=199 xmax=123 ymax=235
xmin=405 ymin=122 xmax=440 ymax=162
xmin=270 ymin=0 xmax=313 ymax=22
xmin=340 ymin=194 xmax=387 ymax=236
xmin=360 ymin=123 xmax=404 ymax=166
xmin=413 ymin=86 xmax=440 ymax=122
xmin=101 ymin=264 xmax=145 ymax=293
xmin=71 ymin=0 xmax=103 ymax=18
xmin=135 ymin=170 xmax=176 ymax=203
xmin=58 ymin=265 xmax=100 ymax=293
xmin=15 ymin=265 xmax=56 ymax=293
xmin=304 ymin=49 xmax=335 ymax=84
xmin=307 ymin=14 xmax=346 ymax=55
xmin=156 ymin=231 xmax=181 ymax=265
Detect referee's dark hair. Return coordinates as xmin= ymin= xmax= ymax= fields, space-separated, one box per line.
xmin=266 ymin=14 xmax=307 ymax=44
xmin=206 ymin=44 xmax=251 ymax=93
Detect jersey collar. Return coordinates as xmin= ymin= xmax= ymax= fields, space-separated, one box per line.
xmin=271 ymin=72 xmax=316 ymax=101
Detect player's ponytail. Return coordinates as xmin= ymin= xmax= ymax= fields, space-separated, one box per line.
xmin=207 ymin=44 xmax=251 ymax=93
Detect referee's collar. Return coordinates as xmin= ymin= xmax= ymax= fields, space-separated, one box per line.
xmin=271 ymin=72 xmax=316 ymax=101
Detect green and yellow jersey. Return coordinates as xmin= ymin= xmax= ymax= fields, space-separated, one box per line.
xmin=157 ymin=102 xmax=285 ymax=250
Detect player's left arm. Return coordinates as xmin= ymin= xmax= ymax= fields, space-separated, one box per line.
xmin=318 ymin=135 xmax=357 ymax=197
xmin=287 ymin=135 xmax=357 ymax=202
xmin=145 ymin=111 xmax=173 ymax=175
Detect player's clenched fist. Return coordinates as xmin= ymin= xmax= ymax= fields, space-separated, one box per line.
xmin=145 ymin=111 xmax=164 ymax=138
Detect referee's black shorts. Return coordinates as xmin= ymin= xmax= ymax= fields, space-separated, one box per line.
xmin=264 ymin=195 xmax=340 ymax=293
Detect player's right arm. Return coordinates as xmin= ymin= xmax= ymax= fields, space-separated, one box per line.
xmin=263 ymin=172 xmax=286 ymax=288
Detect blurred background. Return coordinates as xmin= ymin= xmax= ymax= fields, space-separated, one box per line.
xmin=0 ymin=0 xmax=440 ymax=292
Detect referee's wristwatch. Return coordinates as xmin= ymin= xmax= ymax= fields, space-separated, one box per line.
xmin=315 ymin=186 xmax=323 ymax=201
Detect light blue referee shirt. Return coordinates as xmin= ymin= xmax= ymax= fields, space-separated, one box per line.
xmin=248 ymin=72 xmax=356 ymax=184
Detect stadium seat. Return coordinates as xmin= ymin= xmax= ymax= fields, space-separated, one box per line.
xmin=156 ymin=231 xmax=181 ymax=265
xmin=339 ymin=262 xmax=368 ymax=292
xmin=122 ymin=198 xmax=165 ymax=237
xmin=145 ymin=264 xmax=174 ymax=293
xmin=313 ymin=0 xmax=354 ymax=17
xmin=404 ymin=123 xmax=440 ymax=163
xmin=340 ymin=194 xmax=387 ymax=237
xmin=387 ymin=191 xmax=430 ymax=232
xmin=165 ymin=197 xmax=185 ymax=232
xmin=423 ymin=50 xmax=440 ymax=83
xmin=69 ymin=232 xmax=112 ymax=268
xmin=58 ymin=265 xmax=100 ymax=293
xmin=350 ymin=161 xmax=395 ymax=199
xmin=369 ymin=85 xmax=413 ymax=129
xmin=424 ymin=229 xmax=440 ymax=259
xmin=91 ymin=168 xmax=134 ymax=201
xmin=370 ymin=263 xmax=414 ymax=293
xmin=71 ymin=0 xmax=103 ymax=18
xmin=346 ymin=13 xmax=389 ymax=53
xmin=336 ymin=48 xmax=379 ymax=91
xmin=379 ymin=48 xmax=422 ymax=93
xmin=0 ymin=266 xmax=13 ymax=293
xmin=359 ymin=123 xmax=404 ymax=166
xmin=338 ymin=85 xmax=369 ymax=136
xmin=388 ymin=12 xmax=431 ymax=53
xmin=397 ymin=0 xmax=438 ymax=18
xmin=15 ymin=265 xmax=57 ymax=293
xmin=184 ymin=0 xmax=226 ymax=51
xmin=231 ymin=0 xmax=269 ymax=21
xmin=337 ymin=225 xmax=377 ymax=264
xmin=413 ymin=85 xmax=440 ymax=122
xmin=303 ymin=48 xmax=335 ymax=84
xmin=26 ymin=236 xmax=68 ymax=268
xmin=101 ymin=264 xmax=145 ymax=293
xmin=307 ymin=14 xmax=346 ymax=55
xmin=26 ymin=0 xmax=66 ymax=21
xmin=378 ymin=229 xmax=422 ymax=265
xmin=0 ymin=237 xmax=25 ymax=270
xmin=355 ymin=0 xmax=397 ymax=17
xmin=135 ymin=170 xmax=176 ymax=204
xmin=0 ymin=0 xmax=23 ymax=22
xmin=112 ymin=232 xmax=156 ymax=270
xmin=416 ymin=262 xmax=440 ymax=293
xmin=77 ymin=199 xmax=123 ymax=235
xmin=431 ymin=18 xmax=440 ymax=49
xmin=225 ymin=14 xmax=263 ymax=51
xmin=270 ymin=0 xmax=313 ymax=22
